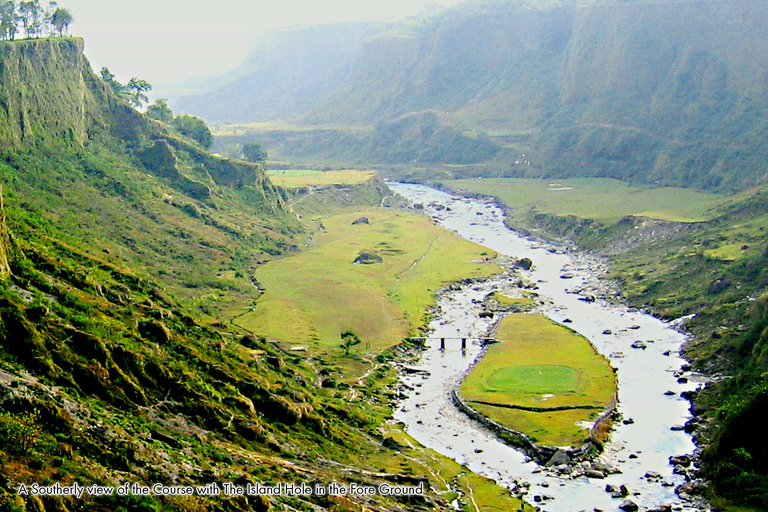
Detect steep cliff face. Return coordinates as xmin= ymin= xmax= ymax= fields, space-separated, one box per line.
xmin=185 ymin=0 xmax=768 ymax=191
xmin=0 ymin=38 xmax=93 ymax=148
xmin=0 ymin=37 xmax=291 ymax=295
xmin=540 ymin=0 xmax=768 ymax=190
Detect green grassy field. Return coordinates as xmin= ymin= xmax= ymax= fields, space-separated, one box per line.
xmin=236 ymin=208 xmax=500 ymax=363
xmin=447 ymin=177 xmax=726 ymax=223
xmin=460 ymin=314 xmax=616 ymax=447
xmin=267 ymin=169 xmax=376 ymax=188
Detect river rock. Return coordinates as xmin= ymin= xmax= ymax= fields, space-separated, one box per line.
xmin=669 ymin=455 xmax=691 ymax=467
xmin=619 ymin=499 xmax=639 ymax=511
xmin=664 ymin=390 xmax=676 ymax=395
xmin=644 ymin=470 xmax=661 ymax=479
xmin=605 ymin=484 xmax=629 ymax=498
xmin=670 ymin=424 xmax=686 ymax=431
xmin=586 ymin=469 xmax=605 ymax=479
xmin=603 ymin=329 xmax=613 ymax=335
xmin=515 ymin=257 xmax=533 ymax=270
xmin=545 ymin=449 xmax=571 ymax=467
xmin=631 ymin=340 xmax=647 ymax=349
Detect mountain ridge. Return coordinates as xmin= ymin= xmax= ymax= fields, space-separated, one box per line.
xmin=180 ymin=0 xmax=768 ymax=192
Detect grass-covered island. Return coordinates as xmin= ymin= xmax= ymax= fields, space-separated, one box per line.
xmin=459 ymin=314 xmax=616 ymax=453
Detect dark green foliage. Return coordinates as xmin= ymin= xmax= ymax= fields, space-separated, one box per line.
xmin=0 ymin=410 xmax=42 ymax=455
xmin=100 ymin=67 xmax=124 ymax=96
xmin=125 ymin=77 xmax=151 ymax=108
xmin=340 ymin=330 xmax=362 ymax=355
xmin=171 ymin=115 xmax=213 ymax=149
xmin=0 ymin=37 xmax=466 ymax=512
xmin=145 ymin=98 xmax=173 ymax=124
xmin=242 ymin=141 xmax=268 ymax=163
xmin=50 ymin=7 xmax=73 ymax=37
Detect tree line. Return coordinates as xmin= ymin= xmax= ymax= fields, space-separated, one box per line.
xmin=0 ymin=0 xmax=73 ymax=41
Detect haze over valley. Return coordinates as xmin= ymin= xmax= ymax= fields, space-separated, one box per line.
xmin=1 ymin=1 xmax=768 ymax=512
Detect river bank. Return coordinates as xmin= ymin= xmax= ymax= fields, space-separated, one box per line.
xmin=389 ymin=182 xmax=710 ymax=512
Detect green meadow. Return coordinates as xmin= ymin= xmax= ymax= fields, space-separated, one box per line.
xmin=447 ymin=177 xmax=725 ymax=223
xmin=267 ymin=169 xmax=377 ymax=188
xmin=460 ymin=314 xmax=616 ymax=447
xmin=236 ymin=207 xmax=500 ymax=361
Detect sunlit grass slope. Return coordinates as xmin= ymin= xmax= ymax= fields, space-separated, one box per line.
xmin=461 ymin=314 xmax=616 ymax=447
xmin=447 ymin=178 xmax=726 ymax=223
xmin=237 ymin=208 xmax=499 ymax=354
xmin=267 ymin=169 xmax=376 ymax=188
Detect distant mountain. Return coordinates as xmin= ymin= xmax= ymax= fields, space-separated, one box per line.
xmin=171 ymin=22 xmax=381 ymax=123
xmin=178 ymin=0 xmax=768 ymax=192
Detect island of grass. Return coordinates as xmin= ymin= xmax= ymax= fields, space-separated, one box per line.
xmin=459 ymin=314 xmax=616 ymax=451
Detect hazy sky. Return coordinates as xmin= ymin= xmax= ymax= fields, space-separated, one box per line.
xmin=62 ymin=0 xmax=466 ymax=85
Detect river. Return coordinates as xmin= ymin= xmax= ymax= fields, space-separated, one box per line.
xmin=388 ymin=183 xmax=707 ymax=512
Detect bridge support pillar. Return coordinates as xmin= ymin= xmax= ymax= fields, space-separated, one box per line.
xmin=461 ymin=338 xmax=466 ymax=350
xmin=440 ymin=338 xmax=445 ymax=351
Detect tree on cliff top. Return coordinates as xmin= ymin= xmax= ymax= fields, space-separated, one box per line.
xmin=50 ymin=6 xmax=72 ymax=36
xmin=0 ymin=0 xmax=73 ymax=40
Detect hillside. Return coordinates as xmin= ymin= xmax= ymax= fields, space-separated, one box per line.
xmin=443 ymin=177 xmax=768 ymax=510
xmin=181 ymin=0 xmax=768 ymax=192
xmin=171 ymin=23 xmax=380 ymax=124
xmin=0 ymin=38 xmax=532 ymax=512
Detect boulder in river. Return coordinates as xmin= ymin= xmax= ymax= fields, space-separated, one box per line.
xmin=545 ymin=449 xmax=571 ymax=467
xmin=631 ymin=340 xmax=647 ymax=349
xmin=669 ymin=455 xmax=691 ymax=467
xmin=515 ymin=257 xmax=533 ymax=270
xmin=619 ymin=499 xmax=639 ymax=511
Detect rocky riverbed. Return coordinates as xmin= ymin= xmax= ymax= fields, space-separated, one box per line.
xmin=389 ymin=183 xmax=711 ymax=512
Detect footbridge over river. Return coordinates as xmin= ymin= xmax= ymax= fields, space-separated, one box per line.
xmin=407 ymin=336 xmax=497 ymax=351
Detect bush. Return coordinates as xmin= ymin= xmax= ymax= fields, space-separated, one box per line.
xmin=0 ymin=410 xmax=43 ymax=455
xmin=171 ymin=115 xmax=213 ymax=149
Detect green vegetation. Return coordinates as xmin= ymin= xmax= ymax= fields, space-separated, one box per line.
xmin=189 ymin=0 xmax=768 ymax=192
xmin=242 ymin=141 xmax=268 ymax=163
xmin=460 ymin=314 xmax=616 ymax=447
xmin=1 ymin=0 xmax=72 ymax=40
xmin=446 ymin=178 xmax=725 ymax=223
xmin=266 ymin=169 xmax=376 ymax=188
xmin=0 ymin=37 xmax=533 ymax=512
xmin=451 ymin=176 xmax=768 ymax=509
xmin=171 ymin=114 xmax=214 ymax=149
xmin=236 ymin=207 xmax=499 ymax=367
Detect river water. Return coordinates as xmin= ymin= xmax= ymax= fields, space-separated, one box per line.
xmin=389 ymin=183 xmax=706 ymax=512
